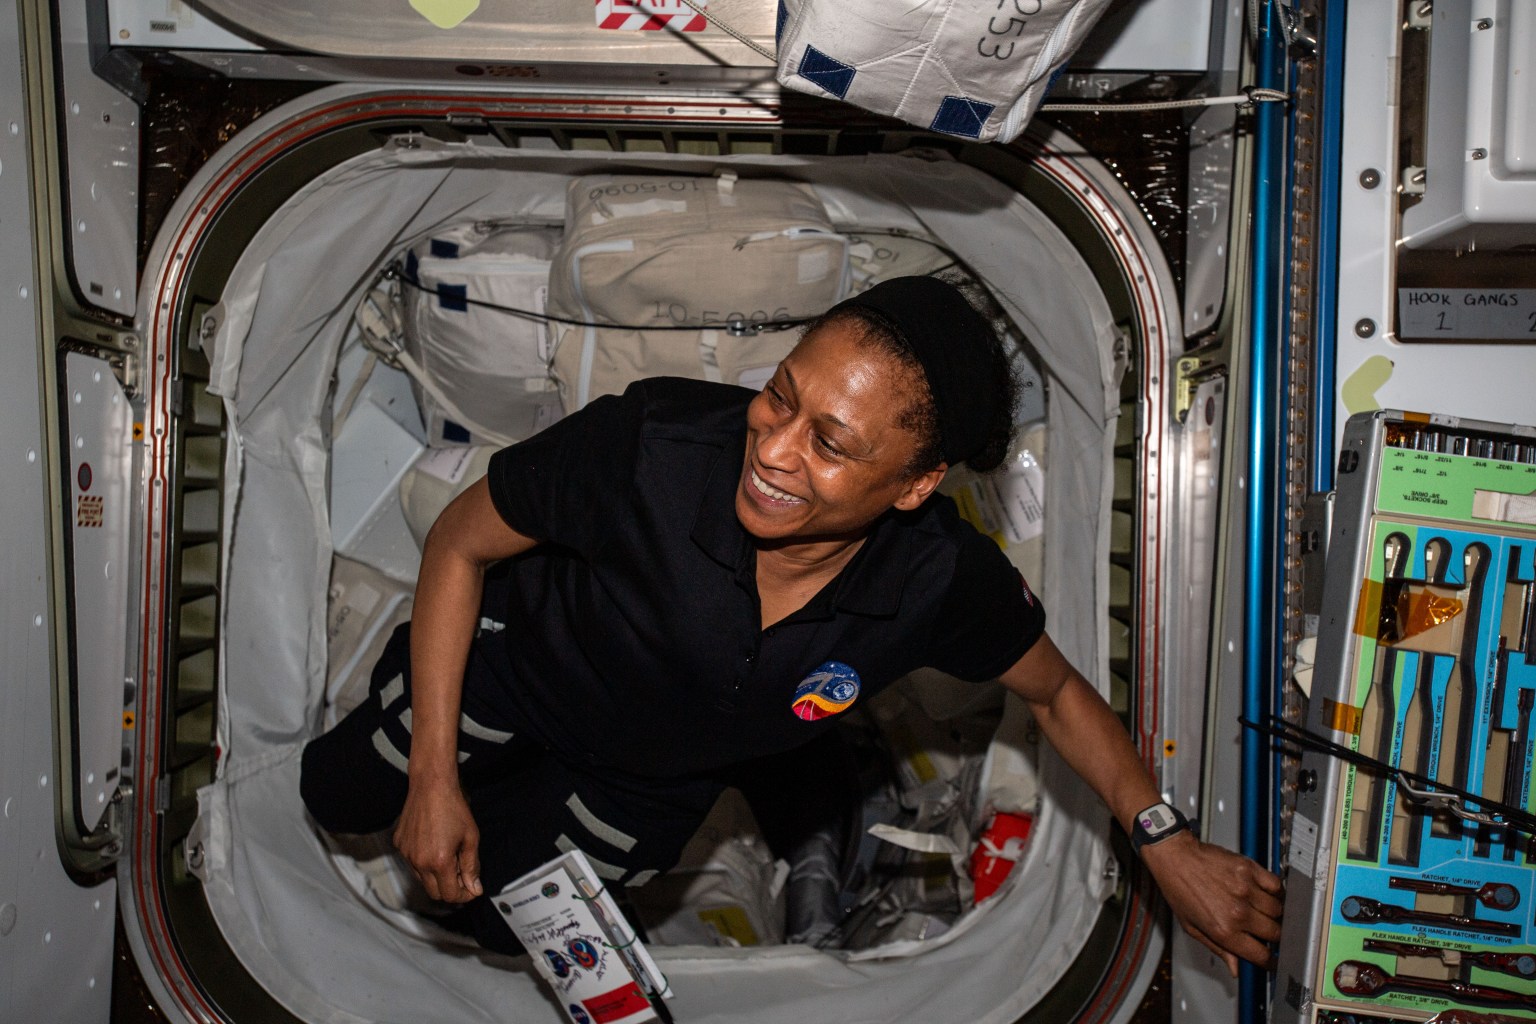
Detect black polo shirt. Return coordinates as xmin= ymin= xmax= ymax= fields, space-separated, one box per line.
xmin=485 ymin=377 xmax=1045 ymax=779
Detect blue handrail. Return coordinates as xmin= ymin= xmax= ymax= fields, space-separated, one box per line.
xmin=1311 ymin=0 xmax=1348 ymax=493
xmin=1242 ymin=1 xmax=1289 ymax=1020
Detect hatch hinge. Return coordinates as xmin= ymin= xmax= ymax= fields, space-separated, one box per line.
xmin=1174 ymin=356 xmax=1201 ymax=421
xmin=59 ymin=336 xmax=141 ymax=398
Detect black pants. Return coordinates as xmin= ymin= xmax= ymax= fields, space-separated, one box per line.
xmin=300 ymin=612 xmax=723 ymax=954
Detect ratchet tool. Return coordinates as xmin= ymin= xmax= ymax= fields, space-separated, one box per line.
xmin=1334 ymin=959 xmax=1533 ymax=1008
xmin=1387 ymin=876 xmax=1521 ymax=911
xmin=1339 ymin=895 xmax=1520 ymax=937
xmin=1361 ymin=939 xmax=1536 ymax=980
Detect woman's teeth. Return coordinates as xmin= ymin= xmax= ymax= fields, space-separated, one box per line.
xmin=751 ymin=469 xmax=804 ymax=503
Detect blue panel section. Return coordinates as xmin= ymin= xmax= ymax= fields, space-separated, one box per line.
xmin=775 ymin=0 xmax=787 ymax=46
xmin=437 ymin=283 xmax=468 ymax=312
xmin=429 ymin=238 xmax=460 ymax=259
xmin=442 ymin=420 xmax=471 ymax=444
xmin=929 ymin=96 xmax=995 ymax=139
xmin=797 ymin=46 xmax=856 ymax=100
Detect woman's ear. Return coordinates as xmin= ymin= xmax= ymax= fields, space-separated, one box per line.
xmin=892 ymin=463 xmax=948 ymax=511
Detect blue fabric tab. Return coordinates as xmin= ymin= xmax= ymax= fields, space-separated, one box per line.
xmin=930 ymin=96 xmax=995 ymax=139
xmin=429 ymin=238 xmax=460 ymax=259
xmin=775 ymin=0 xmax=787 ymax=45
xmin=797 ymin=46 xmax=856 ymax=101
xmin=442 ymin=420 xmax=471 ymax=444
xmin=437 ymin=283 xmax=468 ymax=312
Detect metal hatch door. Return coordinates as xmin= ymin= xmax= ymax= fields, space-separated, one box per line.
xmin=170 ymin=0 xmax=778 ymax=64
xmin=1 ymin=0 xmax=123 ymax=1019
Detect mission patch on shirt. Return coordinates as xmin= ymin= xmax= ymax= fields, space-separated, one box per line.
xmin=485 ymin=378 xmax=1045 ymax=778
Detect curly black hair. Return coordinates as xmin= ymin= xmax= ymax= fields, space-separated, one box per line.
xmin=801 ymin=274 xmax=1020 ymax=476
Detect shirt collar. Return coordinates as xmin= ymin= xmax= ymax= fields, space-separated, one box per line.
xmin=690 ymin=440 xmax=914 ymax=619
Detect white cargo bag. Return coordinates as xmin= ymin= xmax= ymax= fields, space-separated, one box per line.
xmin=629 ymin=789 xmax=786 ymax=949
xmin=397 ymin=445 xmax=497 ymax=548
xmin=775 ymin=0 xmax=1115 ymax=144
xmin=548 ymin=173 xmax=850 ymax=410
xmin=401 ymin=223 xmax=562 ymax=444
xmin=324 ymin=556 xmax=413 ymax=727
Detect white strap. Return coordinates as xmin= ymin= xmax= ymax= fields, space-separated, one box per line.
xmin=392 ymin=346 xmax=518 ymax=448
xmin=353 ymin=277 xmax=519 ymax=447
xmin=867 ymin=823 xmax=961 ymax=856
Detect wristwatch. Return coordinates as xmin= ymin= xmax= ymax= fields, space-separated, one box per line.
xmin=1130 ymin=802 xmax=1192 ymax=853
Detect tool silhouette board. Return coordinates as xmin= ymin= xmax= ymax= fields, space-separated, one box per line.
xmin=1275 ymin=410 xmax=1536 ymax=1023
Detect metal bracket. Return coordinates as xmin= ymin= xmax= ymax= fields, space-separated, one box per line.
xmin=1173 ymin=355 xmax=1226 ymax=422
xmin=1276 ymin=2 xmax=1317 ymax=60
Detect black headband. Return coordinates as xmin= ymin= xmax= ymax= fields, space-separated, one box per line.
xmin=827 ymin=276 xmax=1000 ymax=466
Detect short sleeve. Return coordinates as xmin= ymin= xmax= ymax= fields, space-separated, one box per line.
xmin=485 ymin=384 xmax=643 ymax=553
xmin=925 ymin=529 xmax=1047 ymax=682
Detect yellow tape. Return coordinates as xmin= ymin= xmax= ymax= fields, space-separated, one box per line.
xmin=1353 ymin=578 xmax=1464 ymax=644
xmin=1325 ymin=699 xmax=1364 ymax=736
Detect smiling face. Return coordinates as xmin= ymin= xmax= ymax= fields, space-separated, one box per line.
xmin=736 ymin=320 xmax=947 ymax=546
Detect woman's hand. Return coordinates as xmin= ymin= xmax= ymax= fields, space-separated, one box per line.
xmin=1140 ymin=831 xmax=1284 ymax=975
xmin=393 ymin=776 xmax=483 ymax=903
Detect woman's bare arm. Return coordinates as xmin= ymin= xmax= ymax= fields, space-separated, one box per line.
xmin=395 ymin=476 xmax=538 ymax=903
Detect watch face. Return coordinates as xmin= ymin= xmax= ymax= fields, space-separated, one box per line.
xmin=1139 ymin=804 xmax=1178 ymax=836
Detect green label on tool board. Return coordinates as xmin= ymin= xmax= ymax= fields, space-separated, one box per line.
xmin=1376 ymin=448 xmax=1536 ymax=524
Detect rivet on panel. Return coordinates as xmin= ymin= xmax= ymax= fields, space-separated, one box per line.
xmin=77 ymin=220 xmax=87 ymax=234
xmin=73 ymin=391 xmax=82 ymax=404
xmin=89 ymin=978 xmax=96 ymax=989
xmin=33 ymin=614 xmax=42 ymax=626
xmin=2 ymin=798 xmax=10 ymax=817
xmin=70 ymin=102 xmax=80 ymax=115
xmin=76 ymin=436 xmax=85 ymax=449
xmin=104 ymin=561 xmax=113 ymax=580
xmin=86 ymin=772 xmax=95 ymax=785
xmin=1217 ymin=799 xmax=1226 ymax=813
xmin=27 ymin=449 xmax=36 ymax=463
xmin=39 ymin=775 xmax=47 ymax=788
xmin=44 ymin=930 xmax=52 ymax=944
xmin=1354 ymin=318 xmax=1376 ymax=338
xmin=9 ymin=122 xmax=19 ymax=135
xmin=18 ymin=285 xmax=28 ymax=299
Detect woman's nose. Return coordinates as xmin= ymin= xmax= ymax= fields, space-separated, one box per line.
xmin=755 ymin=415 xmax=800 ymax=470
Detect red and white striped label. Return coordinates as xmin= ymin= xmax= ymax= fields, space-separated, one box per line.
xmin=595 ymin=0 xmax=706 ymax=31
